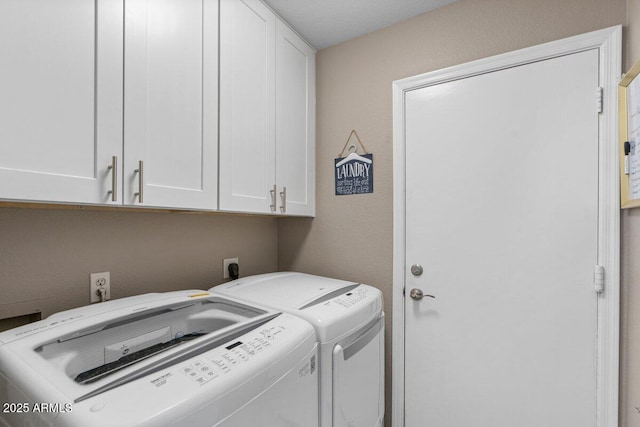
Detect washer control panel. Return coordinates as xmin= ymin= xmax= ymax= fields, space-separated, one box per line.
xmin=159 ymin=323 xmax=291 ymax=389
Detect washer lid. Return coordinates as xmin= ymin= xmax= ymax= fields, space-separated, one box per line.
xmin=0 ymin=291 xmax=299 ymax=409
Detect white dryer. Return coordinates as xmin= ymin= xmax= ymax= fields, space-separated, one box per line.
xmin=0 ymin=290 xmax=318 ymax=427
xmin=209 ymin=272 xmax=385 ymax=427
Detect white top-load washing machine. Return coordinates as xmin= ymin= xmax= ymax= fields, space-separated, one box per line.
xmin=209 ymin=272 xmax=384 ymax=427
xmin=0 ymin=290 xmax=318 ymax=427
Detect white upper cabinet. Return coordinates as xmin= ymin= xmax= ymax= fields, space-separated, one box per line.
xmin=124 ymin=0 xmax=219 ymax=210
xmin=219 ymin=0 xmax=276 ymax=214
xmin=0 ymin=0 xmax=123 ymax=205
xmin=0 ymin=0 xmax=311 ymax=214
xmin=219 ymin=0 xmax=315 ymax=216
xmin=275 ymin=20 xmax=316 ymax=216
xmin=0 ymin=0 xmax=218 ymax=210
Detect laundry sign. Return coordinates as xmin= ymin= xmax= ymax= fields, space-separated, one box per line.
xmin=335 ymin=130 xmax=374 ymax=195
xmin=335 ymin=152 xmax=374 ymax=195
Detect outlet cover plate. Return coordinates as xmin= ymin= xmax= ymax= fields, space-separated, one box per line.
xmin=90 ymin=271 xmax=110 ymax=303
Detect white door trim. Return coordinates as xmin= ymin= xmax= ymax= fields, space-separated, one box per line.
xmin=392 ymin=26 xmax=621 ymax=427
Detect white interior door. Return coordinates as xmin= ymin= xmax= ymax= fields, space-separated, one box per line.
xmin=403 ymin=49 xmax=600 ymax=426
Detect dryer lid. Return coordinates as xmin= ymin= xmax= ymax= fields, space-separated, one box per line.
xmin=216 ymin=272 xmax=357 ymax=309
xmin=210 ymin=273 xmax=383 ymax=342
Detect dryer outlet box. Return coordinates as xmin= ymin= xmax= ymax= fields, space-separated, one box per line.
xmin=223 ymin=258 xmax=239 ymax=279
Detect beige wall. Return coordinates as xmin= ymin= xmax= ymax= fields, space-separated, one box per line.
xmin=0 ymin=207 xmax=278 ymax=324
xmin=278 ymin=0 xmax=630 ymax=425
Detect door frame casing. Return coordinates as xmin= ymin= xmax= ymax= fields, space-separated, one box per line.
xmin=392 ymin=26 xmax=621 ymax=427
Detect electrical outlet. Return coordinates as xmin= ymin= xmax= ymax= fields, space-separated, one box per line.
xmin=223 ymin=258 xmax=239 ymax=279
xmin=90 ymin=272 xmax=110 ymax=303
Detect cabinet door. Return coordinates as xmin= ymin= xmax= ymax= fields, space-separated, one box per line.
xmin=124 ymin=0 xmax=218 ymax=210
xmin=219 ymin=0 xmax=276 ymax=214
xmin=275 ymin=20 xmax=315 ymax=216
xmin=0 ymin=0 xmax=123 ymax=205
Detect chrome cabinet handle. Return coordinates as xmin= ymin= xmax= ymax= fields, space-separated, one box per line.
xmin=107 ymin=156 xmax=117 ymax=202
xmin=269 ymin=184 xmax=277 ymax=212
xmin=134 ymin=160 xmax=144 ymax=203
xmin=409 ymin=288 xmax=435 ymax=300
xmin=280 ymin=186 xmax=287 ymax=213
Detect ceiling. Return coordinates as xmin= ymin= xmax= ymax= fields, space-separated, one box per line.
xmin=262 ymin=0 xmax=460 ymax=50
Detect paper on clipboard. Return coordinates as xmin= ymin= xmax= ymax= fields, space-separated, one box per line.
xmin=627 ymin=74 xmax=640 ymax=200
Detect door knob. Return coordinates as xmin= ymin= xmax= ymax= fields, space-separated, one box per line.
xmin=409 ymin=288 xmax=435 ymax=300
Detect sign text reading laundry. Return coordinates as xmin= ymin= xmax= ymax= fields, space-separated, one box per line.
xmin=334 ymin=153 xmax=374 ymax=195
